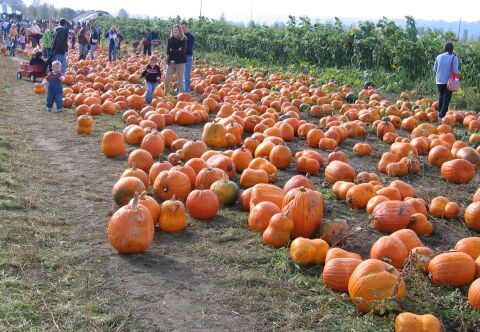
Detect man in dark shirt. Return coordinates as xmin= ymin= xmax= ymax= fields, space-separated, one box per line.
xmin=181 ymin=21 xmax=195 ymax=93
xmin=51 ymin=18 xmax=69 ymax=74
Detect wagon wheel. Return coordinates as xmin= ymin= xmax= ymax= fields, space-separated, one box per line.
xmin=29 ymin=74 xmax=36 ymax=82
xmin=17 ymin=72 xmax=22 ymax=80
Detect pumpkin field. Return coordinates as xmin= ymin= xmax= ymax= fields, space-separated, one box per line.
xmin=1 ymin=34 xmax=480 ymax=331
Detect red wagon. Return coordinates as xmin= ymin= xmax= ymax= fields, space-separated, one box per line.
xmin=17 ymin=61 xmax=47 ymax=82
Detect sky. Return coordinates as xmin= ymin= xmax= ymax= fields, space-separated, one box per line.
xmin=23 ymin=0 xmax=480 ymax=23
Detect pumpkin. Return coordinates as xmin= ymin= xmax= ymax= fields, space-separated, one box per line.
xmin=352 ymin=143 xmax=372 ymax=156
xmin=377 ymin=118 xmax=396 ymax=139
xmin=102 ymin=127 xmax=126 ymax=158
xmin=345 ymin=183 xmax=376 ymax=209
xmin=296 ymin=156 xmax=320 ymax=175
xmin=377 ymin=152 xmax=400 ymax=173
xmin=195 ymin=167 xmax=227 ymax=189
xmin=428 ymin=145 xmax=453 ymax=167
xmin=128 ymin=149 xmax=154 ymax=172
xmin=332 ymin=181 xmax=356 ymax=201
xmin=121 ymin=163 xmax=149 ymax=188
xmin=262 ymin=212 xmax=294 ymax=248
xmin=127 ymin=94 xmax=146 ymax=110
xmin=186 ymin=188 xmax=219 ymax=220
xmin=473 ymin=188 xmax=480 ymax=202
xmin=239 ymin=168 xmax=269 ymax=188
xmin=428 ymin=252 xmax=475 ymax=287
xmin=202 ymin=121 xmax=227 ymax=148
xmin=76 ymin=114 xmax=93 ymax=134
xmin=34 ymin=83 xmax=46 ymax=94
xmin=231 ymin=147 xmax=253 ymax=172
xmin=370 ymin=235 xmax=409 ymax=268
xmin=394 ymin=312 xmax=441 ymax=332
xmin=137 ymin=131 xmax=164 ymax=158
xmin=182 ymin=140 xmax=208 ymax=162
xmin=210 ymin=179 xmax=239 ymax=206
xmin=319 ymin=220 xmax=349 ymax=245
xmin=327 ymin=150 xmax=347 ymax=164
xmin=282 ymin=187 xmax=323 ymax=238
xmin=323 ymin=257 xmax=362 ymax=293
xmin=289 ymin=237 xmax=330 ymax=265
xmin=376 ymin=187 xmax=401 ymax=201
xmin=206 ymin=154 xmax=236 ymax=179
xmin=456 ymin=147 xmax=480 ymax=169
xmin=465 ymin=202 xmax=480 ymax=231
xmin=408 ymin=213 xmax=433 ymax=235
xmin=269 ymin=144 xmax=292 ymax=170
xmin=391 ymin=229 xmax=424 ymax=251
xmin=348 ymin=259 xmax=406 ymax=313
xmin=248 ymin=201 xmax=280 ymax=232
xmin=249 ymin=183 xmax=284 ymax=210
xmin=108 ymin=193 xmax=154 ymax=254
xmin=324 ymin=161 xmax=356 ymax=185
xmin=283 ymin=175 xmax=314 ymax=194
xmin=129 ymin=192 xmax=160 ymax=225
xmin=149 ymin=160 xmax=173 ymax=185
xmin=389 ymin=180 xmax=415 ymax=199
xmin=441 ymin=159 xmax=475 ymax=184
xmin=390 ymin=142 xmax=418 ymax=158
xmin=240 ymin=187 xmax=253 ymax=211
xmin=468 ymin=278 xmax=480 ymax=311
xmin=404 ymin=197 xmax=428 ymax=217
xmin=172 ymin=164 xmax=197 ymax=188
xmin=372 ymin=200 xmax=414 ymax=233
xmin=455 ymin=237 xmax=480 ymax=260
xmin=410 ymin=246 xmax=435 ymax=274
xmin=386 ymin=161 xmax=409 ymax=177
xmin=112 ymin=176 xmax=146 ymax=206
xmin=153 ymin=170 xmax=192 ymax=201
xmin=366 ymin=195 xmax=390 ymax=214
xmin=325 ymin=247 xmax=362 ymax=263
xmin=429 ymin=196 xmax=460 ymax=219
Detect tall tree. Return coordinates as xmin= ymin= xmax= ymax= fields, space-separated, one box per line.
xmin=117 ymin=8 xmax=129 ymax=18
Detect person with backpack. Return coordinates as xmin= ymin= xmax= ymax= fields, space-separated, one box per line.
xmin=51 ymin=18 xmax=69 ymax=74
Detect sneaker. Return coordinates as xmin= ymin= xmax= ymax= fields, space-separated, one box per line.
xmin=57 ymin=109 xmax=63 ymax=113
xmin=47 ymin=108 xmax=52 ymax=112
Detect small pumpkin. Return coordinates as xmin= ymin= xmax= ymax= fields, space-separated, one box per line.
xmin=186 ymin=188 xmax=220 ymax=220
xmin=345 ymin=183 xmax=376 ymax=209
xmin=262 ymin=211 xmax=294 ymax=248
xmin=372 ymin=200 xmax=414 ymax=233
xmin=108 ymin=193 xmax=154 ymax=254
xmin=269 ymin=144 xmax=292 ymax=169
xmin=153 ymin=170 xmax=192 ymax=201
xmin=468 ymin=278 xmax=480 ymax=311
xmin=210 ymin=178 xmax=239 ymax=206
xmin=465 ymin=202 xmax=480 ymax=232
xmin=290 ymin=237 xmax=330 ymax=265
xmin=370 ymin=235 xmax=409 ymax=268
xmin=408 ymin=213 xmax=433 ymax=235
xmin=102 ymin=126 xmax=126 ymax=158
xmin=324 ymin=160 xmax=356 ymax=185
xmin=129 ymin=191 xmax=160 ymax=225
xmin=352 ymin=143 xmax=372 ymax=156
xmin=158 ymin=196 xmax=187 ymax=233
xmin=121 ymin=163 xmax=149 ymax=189
xmin=325 ymin=247 xmax=362 ymax=263
xmin=140 ymin=131 xmax=165 ymax=158
xmin=128 ymin=149 xmax=154 ymax=172
xmin=319 ymin=220 xmax=349 ymax=245
xmin=394 ymin=312 xmax=441 ymax=332
xmin=239 ymin=168 xmax=269 ymax=188
xmin=112 ymin=176 xmax=146 ymax=206
xmin=76 ymin=114 xmax=93 ymax=134
xmin=248 ymin=201 xmax=280 ymax=232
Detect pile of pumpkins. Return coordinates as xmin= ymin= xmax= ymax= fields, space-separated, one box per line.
xmin=25 ymin=46 xmax=480 ymax=328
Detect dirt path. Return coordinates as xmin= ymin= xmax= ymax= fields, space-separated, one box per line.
xmin=1 ymin=55 xmax=264 ymax=331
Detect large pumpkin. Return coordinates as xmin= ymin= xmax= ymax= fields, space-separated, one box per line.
xmin=372 ymin=200 xmax=414 ymax=233
xmin=186 ymin=188 xmax=219 ymax=220
xmin=465 ymin=202 xmax=480 ymax=232
xmin=153 ymin=170 xmax=191 ymax=201
xmin=441 ymin=159 xmax=475 ymax=184
xmin=102 ymin=127 xmax=126 ymax=158
xmin=348 ymin=259 xmax=407 ymax=313
xmin=282 ymin=187 xmax=323 ymax=238
xmin=454 ymin=237 xmax=480 ymax=260
xmin=428 ymin=252 xmax=475 ymax=287
xmin=108 ymin=193 xmax=154 ymax=254
xmin=370 ymin=235 xmax=409 ymax=269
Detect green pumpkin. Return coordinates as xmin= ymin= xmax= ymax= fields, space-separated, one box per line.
xmin=210 ymin=179 xmax=239 ymax=206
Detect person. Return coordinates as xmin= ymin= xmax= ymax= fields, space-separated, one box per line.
xmin=433 ymin=42 xmax=460 ymax=119
xmin=70 ymin=29 xmax=76 ymax=50
xmin=51 ymin=18 xmax=69 ymax=74
xmin=42 ymin=60 xmax=64 ymax=113
xmin=29 ymin=50 xmax=45 ymax=66
xmin=77 ymin=27 xmax=88 ymax=60
xmin=89 ymin=26 xmax=99 ymax=60
xmin=18 ymin=31 xmax=26 ymax=49
xmin=141 ymin=56 xmax=162 ymax=104
xmin=42 ymin=22 xmax=54 ymax=58
xmin=120 ymin=41 xmax=129 ymax=58
xmin=30 ymin=21 xmax=42 ymax=48
xmin=142 ymin=28 xmax=152 ymax=56
xmin=6 ymin=37 xmax=14 ymax=57
xmin=9 ymin=23 xmax=18 ymax=40
xmin=105 ymin=26 xmax=118 ymax=62
xmin=181 ymin=21 xmax=195 ymax=93
xmin=165 ymin=25 xmax=187 ymax=96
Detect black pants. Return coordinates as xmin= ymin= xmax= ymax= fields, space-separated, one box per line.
xmin=437 ymin=84 xmax=452 ymax=119
xmin=143 ymin=44 xmax=151 ymax=56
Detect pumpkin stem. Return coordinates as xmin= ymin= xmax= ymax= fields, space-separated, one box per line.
xmin=140 ymin=191 xmax=146 ymax=200
xmin=383 ymin=257 xmax=393 ymax=264
xmin=299 ymin=186 xmax=307 ymax=192
xmin=172 ymin=194 xmax=177 ymax=201
xmin=113 ymin=124 xmax=116 ymax=132
xmin=131 ymin=192 xmax=139 ymax=209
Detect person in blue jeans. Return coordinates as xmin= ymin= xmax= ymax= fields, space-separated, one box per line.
xmin=51 ymin=18 xmax=69 ymax=74
xmin=181 ymin=21 xmax=195 ymax=93
xmin=105 ymin=26 xmax=118 ymax=62
xmin=141 ymin=56 xmax=162 ymax=104
xmin=42 ymin=60 xmax=64 ymax=112
xmin=433 ymin=42 xmax=460 ymax=119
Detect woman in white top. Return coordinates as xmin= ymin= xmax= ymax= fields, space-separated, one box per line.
xmin=433 ymin=42 xmax=460 ymax=119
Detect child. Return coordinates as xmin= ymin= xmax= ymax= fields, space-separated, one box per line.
xmin=120 ymin=41 xmax=129 ymax=58
xmin=29 ymin=50 xmax=45 ymax=66
xmin=141 ymin=56 xmax=162 ymax=104
xmin=42 ymin=60 xmax=63 ymax=113
xmin=18 ymin=33 xmax=26 ymax=49
xmin=8 ymin=37 xmax=15 ymax=56
xmin=113 ymin=36 xmax=120 ymax=60
xmin=6 ymin=37 xmax=13 ymax=56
